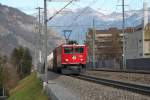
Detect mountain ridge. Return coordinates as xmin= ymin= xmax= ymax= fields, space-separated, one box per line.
xmin=48 ymin=6 xmax=150 ymax=42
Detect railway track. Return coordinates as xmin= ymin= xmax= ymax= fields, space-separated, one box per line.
xmin=88 ymin=68 xmax=150 ymax=74
xmin=71 ymin=74 xmax=150 ymax=96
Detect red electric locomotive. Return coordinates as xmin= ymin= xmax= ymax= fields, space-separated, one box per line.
xmin=52 ymin=44 xmax=87 ymax=74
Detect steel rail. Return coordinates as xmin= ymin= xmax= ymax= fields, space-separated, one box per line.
xmin=72 ymin=74 xmax=150 ymax=96
xmin=88 ymin=68 xmax=150 ymax=74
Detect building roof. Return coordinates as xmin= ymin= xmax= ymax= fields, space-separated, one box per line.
xmin=88 ymin=23 xmax=150 ymax=35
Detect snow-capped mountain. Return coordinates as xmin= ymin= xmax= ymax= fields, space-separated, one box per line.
xmin=48 ymin=7 xmax=150 ymax=43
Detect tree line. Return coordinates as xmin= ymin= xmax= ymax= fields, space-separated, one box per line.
xmin=0 ymin=46 xmax=32 ymax=96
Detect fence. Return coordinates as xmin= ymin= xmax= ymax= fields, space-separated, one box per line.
xmin=126 ymin=58 xmax=150 ymax=70
xmin=86 ymin=59 xmax=120 ymax=69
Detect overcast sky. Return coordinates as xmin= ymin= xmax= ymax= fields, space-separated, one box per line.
xmin=0 ymin=0 xmax=150 ymax=15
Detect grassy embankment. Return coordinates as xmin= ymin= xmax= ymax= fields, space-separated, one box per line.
xmin=8 ymin=72 xmax=49 ymax=100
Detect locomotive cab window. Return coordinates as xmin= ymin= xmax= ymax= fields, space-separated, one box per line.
xmin=75 ymin=47 xmax=84 ymax=53
xmin=64 ymin=47 xmax=73 ymax=54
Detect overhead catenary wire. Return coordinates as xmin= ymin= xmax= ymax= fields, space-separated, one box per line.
xmin=47 ymin=0 xmax=74 ymax=21
xmin=47 ymin=0 xmax=115 ymax=41
xmin=47 ymin=24 xmax=122 ymax=27
xmin=47 ymin=0 xmax=106 ymax=33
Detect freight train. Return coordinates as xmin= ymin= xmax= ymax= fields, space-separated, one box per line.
xmin=48 ymin=44 xmax=88 ymax=74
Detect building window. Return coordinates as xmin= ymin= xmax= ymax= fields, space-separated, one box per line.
xmin=145 ymin=53 xmax=150 ymax=56
xmin=139 ymin=53 xmax=143 ymax=56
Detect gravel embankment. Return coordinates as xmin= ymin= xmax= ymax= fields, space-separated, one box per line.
xmin=47 ymin=71 xmax=150 ymax=100
xmin=85 ymin=70 xmax=150 ymax=85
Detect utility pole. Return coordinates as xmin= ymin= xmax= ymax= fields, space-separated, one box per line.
xmin=92 ymin=18 xmax=96 ymax=68
xmin=143 ymin=0 xmax=148 ymax=58
xmin=122 ymin=0 xmax=126 ymax=70
xmin=44 ymin=0 xmax=48 ymax=83
xmin=34 ymin=16 xmax=38 ymax=70
xmin=117 ymin=0 xmax=127 ymax=69
xmin=43 ymin=0 xmax=74 ymax=83
xmin=36 ymin=7 xmax=43 ymax=63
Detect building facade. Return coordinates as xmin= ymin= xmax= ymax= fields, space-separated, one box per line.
xmin=125 ymin=23 xmax=150 ymax=59
xmin=86 ymin=28 xmax=123 ymax=69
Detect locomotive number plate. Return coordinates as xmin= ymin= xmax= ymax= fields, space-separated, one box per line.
xmin=72 ymin=56 xmax=76 ymax=60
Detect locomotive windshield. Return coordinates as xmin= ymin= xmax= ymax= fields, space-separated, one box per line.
xmin=75 ymin=47 xmax=84 ymax=53
xmin=64 ymin=47 xmax=84 ymax=54
xmin=64 ymin=47 xmax=73 ymax=54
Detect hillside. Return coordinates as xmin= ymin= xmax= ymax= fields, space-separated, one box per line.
xmin=8 ymin=72 xmax=49 ymax=100
xmin=0 ymin=4 xmax=63 ymax=57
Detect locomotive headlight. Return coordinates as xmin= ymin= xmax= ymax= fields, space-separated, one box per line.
xmin=65 ymin=59 xmax=69 ymax=61
xmin=80 ymin=59 xmax=83 ymax=61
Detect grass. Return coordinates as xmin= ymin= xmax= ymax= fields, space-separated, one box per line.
xmin=8 ymin=72 xmax=49 ymax=100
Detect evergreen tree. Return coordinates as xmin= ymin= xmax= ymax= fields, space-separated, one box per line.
xmin=11 ymin=46 xmax=32 ymax=79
